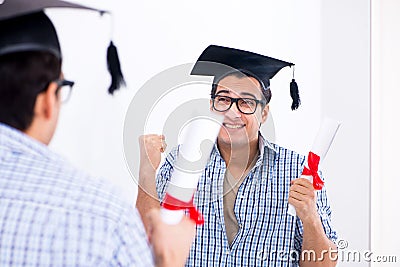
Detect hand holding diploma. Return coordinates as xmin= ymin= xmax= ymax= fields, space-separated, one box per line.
xmin=147 ymin=209 xmax=196 ymax=267
xmin=288 ymin=118 xmax=340 ymax=218
xmin=160 ymin=111 xmax=223 ymax=225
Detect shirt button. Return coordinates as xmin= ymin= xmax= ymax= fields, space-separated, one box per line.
xmin=239 ymin=223 xmax=243 ymax=228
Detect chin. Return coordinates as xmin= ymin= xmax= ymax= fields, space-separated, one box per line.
xmin=217 ymin=133 xmax=251 ymax=149
xmin=219 ymin=127 xmax=259 ymax=144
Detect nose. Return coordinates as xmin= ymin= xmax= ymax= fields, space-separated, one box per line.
xmin=225 ymin=101 xmax=241 ymax=118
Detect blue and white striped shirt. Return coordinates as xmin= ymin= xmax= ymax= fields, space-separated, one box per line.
xmin=157 ymin=135 xmax=337 ymax=267
xmin=0 ymin=123 xmax=154 ymax=266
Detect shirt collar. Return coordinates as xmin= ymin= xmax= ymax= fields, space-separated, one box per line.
xmin=258 ymin=132 xmax=278 ymax=155
xmin=255 ymin=132 xmax=277 ymax=167
xmin=0 ymin=122 xmax=62 ymax=161
xmin=207 ymin=131 xmax=278 ymax=168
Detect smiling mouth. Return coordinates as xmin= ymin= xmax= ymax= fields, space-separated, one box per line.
xmin=223 ymin=123 xmax=246 ymax=129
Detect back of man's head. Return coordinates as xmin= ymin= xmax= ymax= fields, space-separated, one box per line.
xmin=0 ymin=51 xmax=61 ymax=131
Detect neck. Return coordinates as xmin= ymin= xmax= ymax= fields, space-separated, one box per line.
xmin=218 ymin=138 xmax=259 ymax=170
xmin=24 ymin=120 xmax=52 ymax=145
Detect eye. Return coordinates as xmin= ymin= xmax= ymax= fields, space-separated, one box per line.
xmin=239 ymin=98 xmax=256 ymax=108
xmin=216 ymin=96 xmax=231 ymax=104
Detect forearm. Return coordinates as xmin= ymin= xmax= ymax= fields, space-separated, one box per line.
xmin=154 ymin=252 xmax=185 ymax=267
xmin=136 ymin=168 xmax=160 ymax=233
xmin=300 ymin=217 xmax=337 ymax=267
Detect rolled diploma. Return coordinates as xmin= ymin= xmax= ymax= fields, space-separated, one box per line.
xmin=288 ymin=118 xmax=340 ymax=217
xmin=161 ymin=111 xmax=223 ymax=224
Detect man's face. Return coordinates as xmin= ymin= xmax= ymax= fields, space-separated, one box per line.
xmin=211 ymin=75 xmax=269 ymax=149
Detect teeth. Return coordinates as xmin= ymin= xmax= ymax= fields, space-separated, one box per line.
xmin=224 ymin=123 xmax=245 ymax=129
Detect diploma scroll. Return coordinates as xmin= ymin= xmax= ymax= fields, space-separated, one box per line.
xmin=288 ymin=118 xmax=340 ymax=217
xmin=160 ymin=111 xmax=223 ymax=225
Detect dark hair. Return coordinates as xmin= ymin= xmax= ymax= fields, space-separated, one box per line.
xmin=0 ymin=51 xmax=62 ymax=131
xmin=210 ymin=71 xmax=272 ymax=104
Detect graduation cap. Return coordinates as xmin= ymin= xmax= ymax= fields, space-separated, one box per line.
xmin=0 ymin=0 xmax=125 ymax=95
xmin=191 ymin=45 xmax=300 ymax=110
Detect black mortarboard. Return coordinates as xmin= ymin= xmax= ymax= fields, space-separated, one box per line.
xmin=0 ymin=0 xmax=125 ymax=94
xmin=191 ymin=45 xmax=300 ymax=110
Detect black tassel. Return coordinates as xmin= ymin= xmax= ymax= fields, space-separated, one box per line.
xmin=290 ymin=78 xmax=300 ymax=110
xmin=107 ymin=41 xmax=125 ymax=95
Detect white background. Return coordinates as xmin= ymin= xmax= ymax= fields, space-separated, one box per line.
xmin=45 ymin=0 xmax=395 ymax=266
xmin=371 ymin=0 xmax=400 ymax=266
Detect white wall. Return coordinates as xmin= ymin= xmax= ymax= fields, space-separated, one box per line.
xmin=371 ymin=0 xmax=400 ymax=266
xmin=321 ymin=1 xmax=371 ymax=266
xmin=48 ymin=1 xmax=371 ymax=265
xmin=49 ymin=0 xmax=325 ymax=203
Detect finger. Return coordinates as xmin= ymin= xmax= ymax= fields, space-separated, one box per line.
xmin=140 ymin=135 xmax=159 ymax=149
xmin=139 ymin=134 xmax=159 ymax=141
xmin=291 ymin=178 xmax=314 ymax=189
xmin=160 ymin=140 xmax=167 ymax=153
xmin=180 ymin=217 xmax=196 ymax=238
xmin=293 ymin=177 xmax=313 ymax=185
xmin=290 ymin=182 xmax=314 ymax=196
xmin=288 ymin=196 xmax=303 ymax=207
xmin=181 ymin=215 xmax=196 ymax=227
xmin=290 ymin=182 xmax=314 ymax=193
xmin=143 ymin=135 xmax=163 ymax=149
xmin=289 ymin=189 xmax=309 ymax=202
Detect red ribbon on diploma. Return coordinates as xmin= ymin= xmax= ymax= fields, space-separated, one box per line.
xmin=302 ymin=152 xmax=324 ymax=190
xmin=161 ymin=193 xmax=204 ymax=225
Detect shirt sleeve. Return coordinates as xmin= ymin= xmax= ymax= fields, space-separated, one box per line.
xmin=315 ymin=181 xmax=338 ymax=242
xmin=108 ymin=207 xmax=155 ymax=267
xmin=156 ymin=147 xmax=179 ymax=201
xmin=293 ymin=172 xmax=338 ymax=252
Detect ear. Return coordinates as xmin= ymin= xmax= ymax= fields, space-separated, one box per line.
xmin=209 ymin=99 xmax=213 ymax=111
xmin=35 ymin=82 xmax=59 ymax=120
xmin=260 ymin=104 xmax=269 ymax=124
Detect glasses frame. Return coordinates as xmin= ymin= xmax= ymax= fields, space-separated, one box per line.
xmin=54 ymin=79 xmax=75 ymax=103
xmin=211 ymin=94 xmax=267 ymax=115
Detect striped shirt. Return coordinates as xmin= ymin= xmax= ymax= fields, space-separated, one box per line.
xmin=0 ymin=123 xmax=154 ymax=266
xmin=156 ymin=134 xmax=337 ymax=267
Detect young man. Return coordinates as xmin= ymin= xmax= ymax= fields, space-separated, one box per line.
xmin=0 ymin=1 xmax=195 ymax=266
xmin=137 ymin=45 xmax=337 ymax=266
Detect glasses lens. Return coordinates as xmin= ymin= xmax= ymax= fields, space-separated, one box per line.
xmin=237 ymin=98 xmax=257 ymax=114
xmin=214 ymin=96 xmax=232 ymax=112
xmin=56 ymin=80 xmax=74 ymax=103
xmin=58 ymin=86 xmax=71 ymax=102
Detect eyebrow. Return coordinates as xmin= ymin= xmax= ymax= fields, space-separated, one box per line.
xmin=215 ymin=89 xmax=230 ymax=95
xmin=215 ymin=89 xmax=259 ymax=99
xmin=240 ymin=92 xmax=258 ymax=99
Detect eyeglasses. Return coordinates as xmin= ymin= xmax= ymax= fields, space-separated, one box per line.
xmin=211 ymin=95 xmax=266 ymax=115
xmin=54 ymin=79 xmax=75 ymax=103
